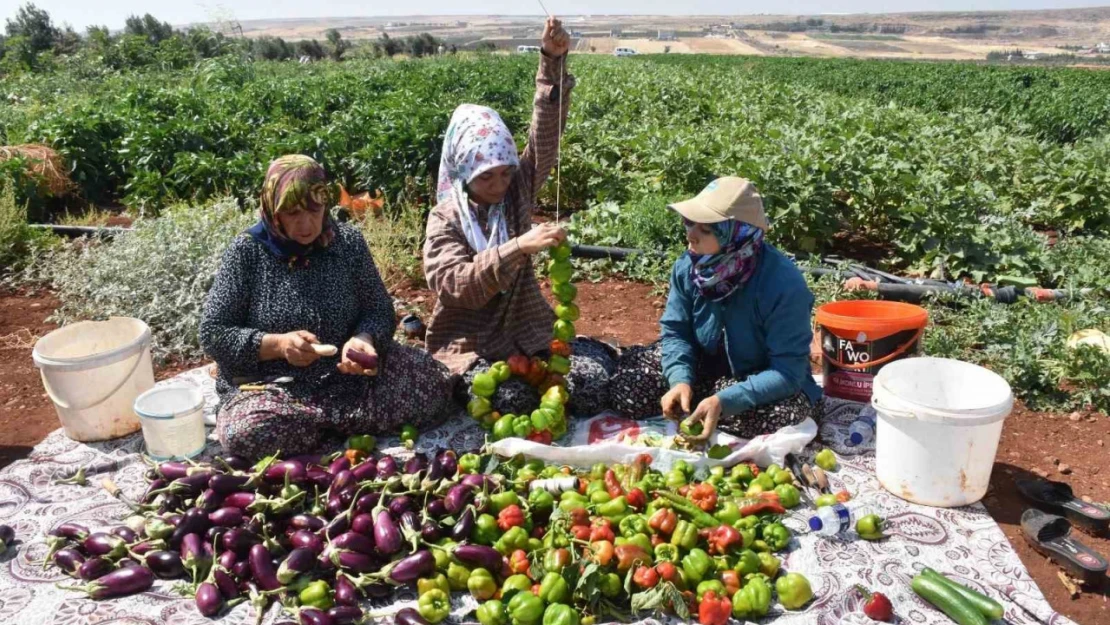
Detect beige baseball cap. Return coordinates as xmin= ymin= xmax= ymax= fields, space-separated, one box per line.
xmin=668 ymin=177 xmax=769 ymax=231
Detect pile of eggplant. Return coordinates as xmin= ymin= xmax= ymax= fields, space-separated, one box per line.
xmin=44 ymin=447 xmax=498 ymax=625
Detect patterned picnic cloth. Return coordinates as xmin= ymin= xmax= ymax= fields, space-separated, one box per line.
xmin=0 ymin=367 xmax=1077 ymax=625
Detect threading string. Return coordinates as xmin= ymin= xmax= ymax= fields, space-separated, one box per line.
xmin=556 ymin=53 xmax=564 ymax=223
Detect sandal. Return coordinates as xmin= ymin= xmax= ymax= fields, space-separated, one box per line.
xmin=1017 ymin=478 xmax=1110 ymax=535
xmin=1021 ymin=509 xmax=1108 ymax=586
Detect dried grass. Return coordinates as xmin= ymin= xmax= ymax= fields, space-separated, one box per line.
xmin=0 ymin=144 xmax=75 ymax=197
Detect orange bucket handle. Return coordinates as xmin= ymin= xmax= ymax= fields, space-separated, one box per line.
xmin=822 ymin=326 xmax=925 ymax=371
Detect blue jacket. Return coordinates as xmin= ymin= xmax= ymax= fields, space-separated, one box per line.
xmin=660 ymin=244 xmax=822 ymax=415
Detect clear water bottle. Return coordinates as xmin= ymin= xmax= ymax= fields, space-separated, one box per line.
xmin=807 ymin=503 xmax=875 ymax=537
xmin=847 ymin=405 xmax=878 ymax=446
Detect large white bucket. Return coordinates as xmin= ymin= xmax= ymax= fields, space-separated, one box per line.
xmin=33 ymin=317 xmax=154 ymax=442
xmin=133 ymin=384 xmax=207 ymax=460
xmin=873 ymin=357 xmax=1013 ymax=507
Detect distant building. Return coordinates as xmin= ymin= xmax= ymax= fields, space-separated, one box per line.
xmin=610 ymin=28 xmax=622 ymax=38
xmin=657 ymin=30 xmax=676 ymax=41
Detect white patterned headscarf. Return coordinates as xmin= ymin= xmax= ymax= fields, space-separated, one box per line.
xmin=437 ymin=104 xmax=521 ymax=253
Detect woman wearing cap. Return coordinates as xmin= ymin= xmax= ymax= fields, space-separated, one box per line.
xmin=200 ymin=155 xmax=455 ymax=459
xmin=423 ymin=18 xmax=616 ymax=416
xmin=610 ymin=177 xmax=822 ymax=439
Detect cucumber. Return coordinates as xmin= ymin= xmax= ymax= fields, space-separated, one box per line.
xmin=912 ymin=574 xmax=990 ymax=625
xmin=922 ymin=568 xmax=1005 ymax=620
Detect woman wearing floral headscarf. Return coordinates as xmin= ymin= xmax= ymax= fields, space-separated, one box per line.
xmin=609 ymin=178 xmax=823 ymax=439
xmin=423 ymin=18 xmax=616 ymax=416
xmin=200 ymin=155 xmax=454 ymax=459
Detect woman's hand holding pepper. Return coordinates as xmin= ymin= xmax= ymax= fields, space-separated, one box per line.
xmin=684 ymin=395 xmax=723 ymax=442
xmin=338 ymin=333 xmax=378 ymax=376
xmin=517 ymin=223 xmax=566 ymax=255
xmin=661 ymin=383 xmax=693 ymax=420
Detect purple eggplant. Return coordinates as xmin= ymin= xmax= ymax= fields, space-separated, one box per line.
xmin=328 ymin=456 xmax=351 ymax=476
xmin=346 ymin=349 xmax=378 ymax=370
xmin=170 ymin=508 xmax=211 ymax=548
xmin=395 ymin=607 xmax=431 ymax=625
xmin=222 ymin=528 xmax=260 ymax=556
xmin=222 ymin=491 xmax=256 ymax=510
xmin=265 ymin=460 xmax=307 ymax=484
xmin=324 ymin=512 xmax=350 ymax=540
xmin=350 ymin=513 xmax=374 ymax=536
xmin=421 ymin=520 xmax=443 ymax=543
xmin=334 ymin=574 xmax=360 ymax=606
xmin=181 ymin=533 xmax=210 ymax=581
xmin=299 ymin=608 xmax=334 ymax=625
xmin=329 ymin=549 xmax=378 ymax=574
xmin=110 ymin=526 xmax=138 ymax=543
xmin=129 ymin=540 xmax=162 ymax=556
xmin=290 ymin=530 xmax=325 ymax=554
xmin=460 ymin=473 xmax=491 ymax=490
xmin=326 ymin=494 xmax=345 ymax=518
xmin=350 ymin=461 xmax=377 ymax=482
xmin=143 ymin=478 xmax=167 ymax=503
xmin=326 ymin=606 xmax=363 ymax=625
xmin=363 ymin=582 xmax=392 ymax=600
xmin=64 ymin=565 xmax=154 ymax=599
xmin=316 ymin=552 xmax=336 ymax=574
xmin=277 ymin=548 xmax=317 ymax=584
xmin=404 ymin=454 xmax=428 ymax=475
xmin=290 ymin=514 xmax=325 ymax=532
xmin=331 ymin=470 xmax=354 ymax=493
xmin=444 ymin=484 xmax=474 ymax=515
xmin=307 ymin=466 xmax=334 ymax=489
xmin=288 ymin=454 xmax=325 ymax=468
xmin=118 ymin=558 xmax=144 ymax=569
xmin=172 ymin=471 xmax=213 ymax=493
xmin=375 ymin=456 xmax=397 ymax=479
xmin=332 ymin=531 xmax=376 ymax=555
xmin=213 ymin=566 xmax=239 ymax=599
xmin=196 ymin=581 xmax=224 ymax=617
xmin=249 ymin=544 xmax=281 ymax=590
xmin=50 ymin=522 xmax=90 ymax=541
xmin=389 ymin=496 xmax=415 ymax=517
xmin=209 ymin=507 xmax=244 ymax=527
xmin=209 ymin=473 xmax=250 ymax=495
xmin=231 ymin=559 xmax=251 ymax=580
xmin=165 ymin=513 xmax=183 ymax=527
xmin=384 ymin=550 xmax=435 ymax=584
xmin=157 ymin=461 xmax=190 ymax=480
xmin=435 ymin=450 xmax=458 ymax=477
xmin=206 ymin=526 xmax=228 ymax=546
xmin=400 ymin=511 xmax=419 ymax=536
xmin=220 ymin=455 xmax=252 ymax=472
xmin=355 ymin=492 xmax=380 ymax=514
xmin=53 ymin=548 xmax=86 ymax=574
xmin=84 ymin=532 xmax=127 ymax=559
xmin=453 ymin=545 xmax=503 ymax=572
xmin=142 ymin=550 xmax=184 ymax=579
xmin=77 ymin=556 xmax=113 ymax=580
xmin=372 ymin=510 xmax=401 ymax=556
xmin=426 ymin=498 xmax=448 ymax=519
xmin=217 ymin=550 xmax=238 ymax=570
xmin=451 ymin=507 xmax=475 ymax=542
xmin=195 ymin=488 xmax=224 ymax=513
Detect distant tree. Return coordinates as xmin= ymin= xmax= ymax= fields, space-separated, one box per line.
xmin=475 ymin=41 xmax=497 ymax=53
xmin=155 ymin=34 xmax=197 ymax=69
xmin=5 ymin=3 xmax=59 ymax=53
xmin=373 ymin=33 xmax=403 ymax=57
xmin=296 ymin=39 xmax=326 ymax=61
xmin=1 ymin=35 xmax=38 ymax=70
xmin=86 ymin=25 xmax=110 ymax=45
xmin=124 ymin=13 xmax=174 ymax=45
xmin=325 ymin=28 xmax=350 ymax=61
xmin=54 ymin=24 xmax=80 ymax=55
xmin=406 ymin=33 xmax=440 ymax=58
xmin=253 ymin=36 xmax=293 ymax=61
xmin=183 ymin=26 xmax=233 ymax=59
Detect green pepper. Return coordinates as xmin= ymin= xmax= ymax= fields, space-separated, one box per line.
xmin=762 ymin=522 xmax=792 ymax=552
xmin=474 ymin=513 xmax=502 ymax=545
xmin=589 ymin=463 xmax=607 ymax=480
xmin=596 ymin=496 xmax=627 ymax=519
xmin=298 ymin=579 xmax=333 ymax=610
xmin=615 ymin=534 xmax=653 ymax=554
xmin=599 ymin=572 xmax=623 ymax=598
xmin=815 ymin=493 xmax=838 ymax=508
xmin=619 ymin=514 xmax=649 ymax=538
xmin=757 ymin=551 xmax=780 ymax=578
xmin=511 ymin=415 xmax=534 ymax=439
xmin=345 ymin=434 xmax=376 ymax=453
xmin=665 ymin=469 xmax=687 ymax=489
xmin=732 ymin=576 xmax=771 ymax=619
xmin=542 ymin=603 xmax=579 ymax=625
xmin=524 ymin=459 xmax=546 ymax=473
xmin=774 ymin=484 xmax=801 ymax=509
xmin=548 ymin=355 xmax=571 ymax=376
xmin=673 ymin=459 xmax=695 ymax=479
xmin=776 ymin=572 xmax=814 ymax=610
xmin=773 ymin=470 xmax=795 ymax=485
xmin=495 ymin=526 xmax=530 ymax=556
xmin=735 ymin=549 xmax=760 ymax=576
xmin=458 ymin=453 xmax=482 ymax=474
xmin=478 ymin=599 xmax=509 ymax=625
xmin=446 ymin=562 xmax=470 ymax=591
xmin=433 ymin=540 xmax=454 ymax=571
xmin=544 ymin=548 xmax=571 ymax=574
xmin=738 ymin=527 xmax=756 ymax=550
xmin=696 ymin=579 xmax=727 ymax=602
xmin=653 ymin=543 xmax=681 ymax=563
xmin=765 ymin=464 xmax=782 ymax=476
xmin=752 ymin=472 xmax=775 ymax=491
xmin=490 ymin=361 xmax=512 ymax=383
xmin=588 ymin=490 xmax=611 ymax=505
xmin=715 ymin=501 xmax=742 ymax=526
xmin=539 ymin=465 xmax=561 ymax=479
xmin=502 ymin=574 xmax=533 ymax=595
xmin=468 ymin=567 xmax=498 ymax=600
xmin=856 ymin=514 xmax=885 ymax=540
xmin=400 ymin=424 xmax=419 ymax=445
xmin=712 ymin=554 xmax=735 ymax=573
xmin=493 ymin=415 xmax=516 ymax=441
xmin=670 ymin=520 xmax=698 ymax=550
xmin=528 ymin=489 xmax=555 ymax=518
xmin=542 ymin=529 xmax=569 ymax=550
xmin=418 ymin=588 xmax=451 ymax=624
xmin=815 ymin=448 xmax=837 ymax=471
xmin=518 ymin=467 xmax=539 ymax=483
xmin=538 ymin=571 xmax=571 ymax=605
xmin=417 ymin=573 xmax=451 ymax=597
xmin=558 ymin=492 xmax=588 ymax=514
xmin=531 ymin=409 xmax=552 ymax=433
xmin=585 ymin=479 xmax=607 ymax=495
xmin=508 ymin=590 xmax=545 ymax=625
xmin=730 ymin=464 xmax=754 ymax=484
xmin=490 ymin=491 xmax=521 ymax=515
xmin=735 ymin=515 xmax=761 ymax=530
xmin=527 ymin=537 xmax=543 ymax=552
xmin=681 ymin=548 xmax=713 ymax=587
xmin=635 ymin=472 xmax=664 ymax=493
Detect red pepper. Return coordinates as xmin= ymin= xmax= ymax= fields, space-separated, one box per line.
xmin=550 ymin=340 xmax=572 ymax=357
xmin=689 ymin=483 xmax=719 ymax=513
xmin=604 ymin=469 xmax=624 ymax=499
xmin=636 ymin=454 xmax=653 ymax=467
xmin=571 ymin=525 xmax=591 ymax=541
xmin=497 ymin=505 xmax=526 ymax=531
xmin=344 ymin=449 xmax=366 ymax=465
xmin=748 ymin=463 xmax=760 ymax=477
xmin=677 ymin=485 xmax=690 ymax=497
xmin=707 ymin=525 xmax=742 ymax=555
xmin=570 ymin=508 xmax=590 ymax=527
xmin=531 ymin=525 xmax=546 ymax=539
xmin=835 ymin=489 xmax=852 ymax=503
xmin=633 ymin=565 xmax=660 ymax=589
xmin=698 ymin=590 xmax=732 ymax=625
xmin=509 ymin=549 xmax=531 ymax=576
xmin=858 ymin=586 xmax=893 ymax=622
xmin=589 ymin=519 xmax=615 ymax=543
xmin=655 ymin=561 xmax=678 ymax=583
xmin=577 ymin=479 xmax=589 ymax=495
xmin=649 ymin=508 xmax=678 ymax=536
xmin=626 ymin=488 xmax=646 ymax=511
xmin=720 ymin=570 xmax=741 ymax=597
xmin=651 ymin=534 xmax=664 ymax=547
xmin=737 ymin=492 xmax=786 ymax=516
xmin=527 ymin=430 xmax=553 ymax=445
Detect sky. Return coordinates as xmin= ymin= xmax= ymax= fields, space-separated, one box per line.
xmin=2 ymin=0 xmax=1107 ymax=31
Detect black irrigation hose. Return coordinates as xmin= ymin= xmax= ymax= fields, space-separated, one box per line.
xmin=29 ymin=224 xmax=132 ymax=238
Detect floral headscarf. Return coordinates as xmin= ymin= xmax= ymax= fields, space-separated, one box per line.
xmin=247 ymin=155 xmax=337 ymax=266
xmin=685 ymin=218 xmax=765 ymax=301
xmin=437 ymin=104 xmax=521 ymax=253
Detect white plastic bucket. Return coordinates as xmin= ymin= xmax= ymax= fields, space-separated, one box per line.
xmin=872 ymin=357 xmax=1013 ymax=507
xmin=33 ymin=317 xmax=154 ymax=442
xmin=133 ymin=384 xmax=207 ymax=460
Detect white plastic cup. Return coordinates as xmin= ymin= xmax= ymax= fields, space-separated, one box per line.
xmin=873 ymin=357 xmax=1013 ymax=507
xmin=133 ymin=384 xmax=207 ymax=460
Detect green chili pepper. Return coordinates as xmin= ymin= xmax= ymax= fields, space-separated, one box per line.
xmin=417 ymin=573 xmax=450 ymax=597
xmin=614 ymin=533 xmax=652 ymax=554
xmin=459 ymin=453 xmax=482 ymax=474
xmin=670 ymin=520 xmax=699 ymax=550
xmin=507 ymin=590 xmax=545 ymax=625
xmin=528 ymin=489 xmax=555 ymax=518
xmin=715 ymin=501 xmax=742 ymax=526
xmin=474 ymin=513 xmax=502 ymax=545
xmin=681 ymin=548 xmax=713 ymax=587
xmin=490 ymin=491 xmax=521 ymax=515
xmin=538 ymin=571 xmax=571 ymax=605
xmin=596 ymin=496 xmax=627 ymax=519
xmin=477 ymin=600 xmax=508 ymax=625
xmin=417 ymin=588 xmax=450 ymax=624
xmin=653 ymin=543 xmax=681 ymax=563
xmin=619 ymin=514 xmax=649 ymax=538
xmin=542 ymin=603 xmax=579 ymax=625
xmin=735 ymin=549 xmax=760 ymax=576
xmin=655 ymin=490 xmax=720 ymax=528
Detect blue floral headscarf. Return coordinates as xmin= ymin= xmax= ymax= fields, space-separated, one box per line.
xmin=685 ymin=218 xmax=765 ymax=301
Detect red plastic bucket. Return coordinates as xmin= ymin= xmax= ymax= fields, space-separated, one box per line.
xmin=816 ymin=300 xmax=929 ymax=402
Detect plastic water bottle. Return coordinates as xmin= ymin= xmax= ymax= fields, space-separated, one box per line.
xmin=847 ymin=405 xmax=878 ymax=446
xmin=807 ymin=503 xmax=875 ymax=537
